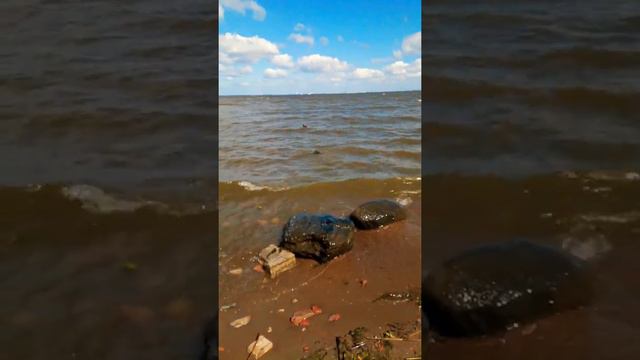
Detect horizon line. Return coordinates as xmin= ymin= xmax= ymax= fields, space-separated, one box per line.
xmin=219 ymin=89 xmax=421 ymax=97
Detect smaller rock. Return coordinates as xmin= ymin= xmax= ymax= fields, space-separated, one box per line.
xmin=229 ymin=268 xmax=243 ymax=275
xmin=258 ymin=244 xmax=296 ymax=278
xmin=328 ymin=313 xmax=341 ymax=322
xmin=220 ymin=303 xmax=236 ymax=312
xmin=247 ymin=335 xmax=273 ymax=359
xmin=350 ymin=199 xmax=407 ymax=230
xmin=230 ymin=316 xmax=251 ymax=328
xmin=313 ymin=150 xmax=321 ymax=155
xmin=424 ymin=239 xmax=593 ymax=337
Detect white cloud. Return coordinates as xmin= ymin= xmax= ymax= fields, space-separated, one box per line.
xmin=298 ymin=54 xmax=350 ymax=73
xmin=219 ymin=63 xmax=253 ymax=78
xmin=294 ymin=23 xmax=306 ymax=31
xmin=352 ymin=68 xmax=384 ymax=79
xmin=288 ymin=33 xmax=314 ymax=46
xmin=220 ymin=0 xmax=266 ymax=21
xmin=320 ymin=36 xmax=329 ymax=46
xmin=219 ymin=4 xmax=224 ymax=20
xmin=401 ymin=32 xmax=421 ymax=55
xmin=337 ymin=35 xmax=344 ymax=42
xmin=384 ymin=59 xmax=421 ymax=78
xmin=394 ymin=32 xmax=421 ymax=58
xmin=264 ymin=68 xmax=288 ymax=78
xmin=219 ymin=33 xmax=279 ymax=64
xmin=271 ymin=54 xmax=294 ymax=69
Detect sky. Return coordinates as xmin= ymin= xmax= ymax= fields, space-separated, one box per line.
xmin=219 ymin=0 xmax=421 ymax=96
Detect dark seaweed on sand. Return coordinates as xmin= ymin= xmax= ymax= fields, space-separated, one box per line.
xmin=335 ymin=327 xmax=393 ymax=360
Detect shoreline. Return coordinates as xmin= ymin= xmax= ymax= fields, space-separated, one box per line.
xmin=218 ymin=199 xmax=422 ymax=358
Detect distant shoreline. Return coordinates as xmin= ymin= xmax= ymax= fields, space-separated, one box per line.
xmin=219 ymin=89 xmax=421 ymax=97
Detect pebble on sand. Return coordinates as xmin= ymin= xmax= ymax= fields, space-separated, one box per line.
xmin=230 ymin=315 xmax=251 ymax=328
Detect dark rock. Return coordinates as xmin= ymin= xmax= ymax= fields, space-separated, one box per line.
xmin=424 ymin=239 xmax=594 ymax=337
xmin=313 ymin=150 xmax=321 ymax=155
xmin=350 ymin=199 xmax=407 ymax=230
xmin=280 ymin=213 xmax=355 ymax=263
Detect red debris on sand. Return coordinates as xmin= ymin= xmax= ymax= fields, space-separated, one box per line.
xmin=328 ymin=313 xmax=341 ymax=322
xmin=219 ymin=346 xmax=224 ymax=352
xmin=253 ymin=264 xmax=264 ymax=273
xmin=290 ymin=309 xmax=315 ymax=326
xmin=310 ymin=305 xmax=322 ymax=314
xmin=300 ymin=318 xmax=310 ymax=327
xmin=303 ymin=346 xmax=310 ymax=353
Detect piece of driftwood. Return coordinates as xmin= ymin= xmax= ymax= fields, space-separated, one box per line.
xmin=259 ymin=244 xmax=296 ymax=279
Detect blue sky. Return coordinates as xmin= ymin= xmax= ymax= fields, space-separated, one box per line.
xmin=219 ymin=0 xmax=421 ymax=95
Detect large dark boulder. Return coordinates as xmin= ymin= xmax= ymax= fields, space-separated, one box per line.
xmin=350 ymin=199 xmax=407 ymax=230
xmin=424 ymin=239 xmax=594 ymax=337
xmin=280 ymin=213 xmax=355 ymax=263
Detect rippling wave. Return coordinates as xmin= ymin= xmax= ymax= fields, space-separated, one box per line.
xmin=219 ymin=177 xmax=421 ymax=202
xmin=219 ymin=91 xmax=421 ymax=188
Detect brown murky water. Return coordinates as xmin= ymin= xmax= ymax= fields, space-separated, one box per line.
xmin=424 ymin=0 xmax=640 ymax=358
xmin=0 ymin=0 xmax=215 ymax=358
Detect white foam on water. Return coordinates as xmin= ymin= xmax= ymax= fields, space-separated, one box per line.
xmin=238 ymin=181 xmax=268 ymax=191
xmin=236 ymin=181 xmax=288 ymax=192
xmin=586 ymin=171 xmax=640 ymax=181
xmin=61 ymin=184 xmax=163 ymax=213
xmin=562 ymin=234 xmax=612 ymax=260
xmin=579 ymin=212 xmax=640 ymax=224
xmin=560 ymin=171 xmax=640 ymax=182
xmin=396 ymin=197 xmax=413 ymax=207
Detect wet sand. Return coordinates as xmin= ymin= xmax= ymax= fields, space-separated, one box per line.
xmin=218 ymin=199 xmax=421 ymax=359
